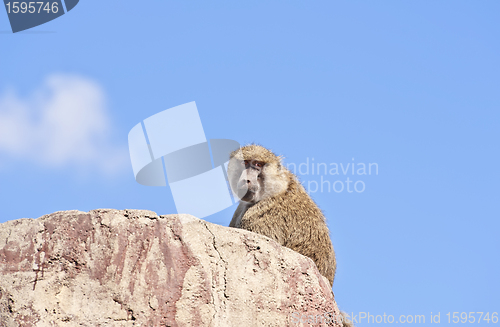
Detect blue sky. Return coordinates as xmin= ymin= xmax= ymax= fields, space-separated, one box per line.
xmin=1 ymin=0 xmax=499 ymax=325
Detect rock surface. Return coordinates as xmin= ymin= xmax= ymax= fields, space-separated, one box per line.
xmin=0 ymin=209 xmax=344 ymax=326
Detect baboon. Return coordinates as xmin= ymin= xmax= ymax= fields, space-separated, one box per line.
xmin=228 ymin=144 xmax=337 ymax=286
xmin=228 ymin=145 xmax=354 ymax=326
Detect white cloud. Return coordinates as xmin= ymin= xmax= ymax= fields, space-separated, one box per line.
xmin=0 ymin=74 xmax=129 ymax=174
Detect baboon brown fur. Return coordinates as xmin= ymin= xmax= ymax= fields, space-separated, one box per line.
xmin=228 ymin=144 xmax=337 ymax=286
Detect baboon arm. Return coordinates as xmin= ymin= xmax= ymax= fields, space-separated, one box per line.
xmin=229 ymin=202 xmax=248 ymax=227
xmin=229 ymin=214 xmax=238 ymax=227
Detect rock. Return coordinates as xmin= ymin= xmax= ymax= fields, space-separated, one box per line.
xmin=0 ymin=209 xmax=345 ymax=326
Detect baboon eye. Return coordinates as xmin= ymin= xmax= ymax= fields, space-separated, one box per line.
xmin=242 ymin=160 xmax=249 ymax=165
xmin=255 ymin=162 xmax=264 ymax=168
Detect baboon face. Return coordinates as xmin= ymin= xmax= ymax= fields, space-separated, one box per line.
xmin=228 ymin=144 xmax=289 ymax=204
xmin=229 ymin=159 xmax=266 ymax=203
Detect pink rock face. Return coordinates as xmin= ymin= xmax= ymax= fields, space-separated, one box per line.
xmin=0 ymin=209 xmax=344 ymax=326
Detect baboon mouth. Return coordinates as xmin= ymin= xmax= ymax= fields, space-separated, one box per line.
xmin=237 ymin=188 xmax=255 ymax=201
xmin=238 ymin=185 xmax=258 ymax=194
xmin=236 ymin=181 xmax=258 ymax=194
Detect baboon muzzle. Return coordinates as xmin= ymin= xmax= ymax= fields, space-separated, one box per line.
xmin=235 ymin=168 xmax=260 ymax=201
